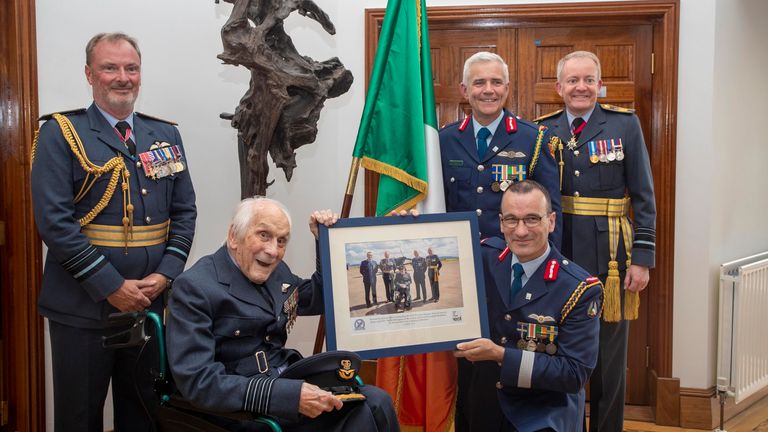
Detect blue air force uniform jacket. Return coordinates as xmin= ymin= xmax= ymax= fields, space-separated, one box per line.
xmin=439 ymin=110 xmax=562 ymax=244
xmin=472 ymin=238 xmax=602 ymax=431
xmin=536 ymin=104 xmax=656 ymax=276
xmin=31 ymin=103 xmax=197 ymax=328
xmin=166 ymin=246 xmax=324 ymax=420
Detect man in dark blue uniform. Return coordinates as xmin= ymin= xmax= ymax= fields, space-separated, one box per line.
xmin=166 ymin=198 xmax=398 ymax=431
xmin=359 ymin=251 xmax=379 ymax=308
xmin=31 ymin=32 xmax=197 ymax=431
xmin=439 ymin=51 xmax=561 ymax=243
xmin=535 ymin=51 xmax=656 ymax=431
xmin=410 ymin=250 xmax=427 ymax=302
xmin=393 ymin=265 xmax=413 ymax=312
xmin=454 ymin=180 xmax=602 ymax=432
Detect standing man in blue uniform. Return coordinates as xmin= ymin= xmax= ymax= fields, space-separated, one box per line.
xmin=454 ymin=180 xmax=602 ymax=432
xmin=31 ymin=32 xmax=197 ymax=431
xmin=411 ymin=250 xmax=427 ymax=302
xmin=166 ymin=197 xmax=398 ymax=431
xmin=380 ymin=251 xmax=396 ymax=303
xmin=360 ymin=251 xmax=379 ymax=307
xmin=425 ymin=247 xmax=442 ymax=302
xmin=535 ymin=51 xmax=656 ymax=431
xmin=439 ymin=51 xmax=561 ymax=243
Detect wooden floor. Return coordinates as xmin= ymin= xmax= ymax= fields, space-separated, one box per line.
xmin=620 ymin=394 xmax=768 ymax=432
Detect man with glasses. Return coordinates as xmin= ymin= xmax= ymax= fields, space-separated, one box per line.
xmin=454 ymin=180 xmax=602 ymax=432
xmin=535 ymin=51 xmax=656 ymax=431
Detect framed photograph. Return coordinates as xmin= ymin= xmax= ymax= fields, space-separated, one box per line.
xmin=318 ymin=211 xmax=489 ymax=359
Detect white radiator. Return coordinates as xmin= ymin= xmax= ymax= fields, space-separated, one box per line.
xmin=717 ymin=251 xmax=768 ymax=404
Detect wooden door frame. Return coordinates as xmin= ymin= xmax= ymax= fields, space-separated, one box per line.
xmin=365 ymin=0 xmax=679 ymax=422
xmin=0 ymin=0 xmax=45 ymax=430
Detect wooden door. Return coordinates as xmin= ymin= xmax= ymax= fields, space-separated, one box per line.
xmin=517 ymin=24 xmax=654 ymax=405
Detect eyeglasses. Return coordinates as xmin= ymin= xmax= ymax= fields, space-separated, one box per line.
xmin=500 ymin=214 xmax=548 ymax=228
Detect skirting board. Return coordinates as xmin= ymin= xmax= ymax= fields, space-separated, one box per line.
xmin=680 ymin=384 xmax=768 ymax=429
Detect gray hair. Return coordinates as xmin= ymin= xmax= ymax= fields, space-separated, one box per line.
xmin=556 ymin=51 xmax=601 ymax=82
xmin=86 ymin=32 xmax=141 ymax=65
xmin=462 ymin=51 xmax=509 ymax=87
xmin=229 ymin=196 xmax=293 ymax=241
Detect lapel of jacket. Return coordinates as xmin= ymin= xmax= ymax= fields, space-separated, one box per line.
xmin=492 ymin=251 xmax=514 ymax=309
xmin=132 ymin=113 xmax=159 ymax=156
xmin=509 ymin=247 xmax=557 ymax=311
xmin=458 ymin=119 xmax=480 ymax=163
xmin=213 ymin=246 xmax=275 ymax=314
xmin=86 ymin=103 xmax=133 ymax=158
xmin=576 ymin=104 xmax=606 ymax=150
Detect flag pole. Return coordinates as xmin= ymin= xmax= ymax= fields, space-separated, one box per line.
xmin=313 ymin=156 xmax=363 ymax=354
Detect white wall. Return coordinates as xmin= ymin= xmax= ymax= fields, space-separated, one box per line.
xmin=672 ymin=0 xmax=768 ymax=389
xmin=35 ymin=0 xmax=768 ymax=429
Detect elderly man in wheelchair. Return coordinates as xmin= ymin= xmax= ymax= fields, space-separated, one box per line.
xmin=110 ymin=197 xmax=398 ymax=431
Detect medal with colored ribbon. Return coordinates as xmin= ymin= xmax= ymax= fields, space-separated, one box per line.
xmin=607 ymin=139 xmax=617 ymax=161
xmin=588 ymin=141 xmax=599 ymax=164
xmin=615 ymin=138 xmax=625 ymax=160
xmin=567 ymin=119 xmax=587 ymax=150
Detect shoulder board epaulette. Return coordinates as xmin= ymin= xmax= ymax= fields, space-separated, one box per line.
xmin=480 ymin=236 xmax=506 ymax=251
xmin=135 ymin=112 xmax=178 ymax=125
xmin=533 ymin=109 xmax=563 ymax=123
xmin=600 ymin=104 xmax=635 ymax=114
xmin=38 ymin=108 xmax=86 ymax=122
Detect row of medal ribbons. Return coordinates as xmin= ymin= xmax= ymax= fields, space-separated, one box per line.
xmin=586 ymin=138 xmax=625 ymax=164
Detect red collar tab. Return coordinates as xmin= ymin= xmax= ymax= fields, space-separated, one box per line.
xmin=458 ymin=116 xmax=471 ymax=132
xmin=586 ymin=276 xmax=600 ymax=284
xmin=544 ymin=259 xmax=559 ymax=281
xmin=498 ymin=246 xmax=510 ymax=262
xmin=505 ymin=116 xmax=517 ymax=134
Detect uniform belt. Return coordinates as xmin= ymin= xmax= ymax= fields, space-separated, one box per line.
xmin=561 ymin=195 xmax=630 ymax=217
xmin=82 ymin=220 xmax=170 ymax=247
xmin=561 ymin=195 xmax=634 ymax=322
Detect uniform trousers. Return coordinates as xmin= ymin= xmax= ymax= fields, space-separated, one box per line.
xmin=49 ymin=320 xmax=158 ymax=432
xmin=588 ymin=318 xmax=630 ymax=432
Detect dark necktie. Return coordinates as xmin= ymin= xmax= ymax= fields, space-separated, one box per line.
xmin=571 ymin=117 xmax=585 ymax=140
xmin=476 ymin=127 xmax=491 ymax=159
xmin=510 ymin=263 xmax=524 ymax=303
xmin=114 ymin=121 xmax=136 ymax=157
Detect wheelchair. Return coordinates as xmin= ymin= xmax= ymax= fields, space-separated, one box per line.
xmin=103 ymin=311 xmax=282 ymax=432
xmin=392 ymin=282 xmax=411 ymax=312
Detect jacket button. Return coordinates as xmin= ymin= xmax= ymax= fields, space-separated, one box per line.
xmin=574 ymin=150 xmax=580 ymax=156
xmin=496 ymin=381 xmax=503 ymax=389
xmin=574 ymin=191 xmax=580 ymax=197
xmin=450 ymin=177 xmax=455 ymax=183
xmin=500 ymin=336 xmax=508 ymax=344
xmin=265 ymin=335 xmax=271 ymax=342
xmin=476 ymin=209 xmax=482 ymax=216
xmin=477 ymin=164 xmax=484 ymax=172
xmin=476 ymin=186 xmax=484 ymax=193
xmin=504 ymin=314 xmax=512 ymax=321
xmin=145 ymin=216 xmax=152 ymax=223
xmin=141 ymin=188 xmax=148 ymax=196
xmin=574 ymin=170 xmax=580 ymax=177
xmin=234 ymin=330 xmax=240 ymax=336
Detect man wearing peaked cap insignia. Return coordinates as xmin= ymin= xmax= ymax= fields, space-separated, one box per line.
xmin=439 ymin=51 xmax=562 ymax=245
xmin=31 ymin=32 xmax=197 ymax=431
xmin=166 ymin=197 xmax=398 ymax=431
xmin=454 ymin=180 xmax=602 ymax=432
xmin=535 ymin=50 xmax=656 ymax=431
